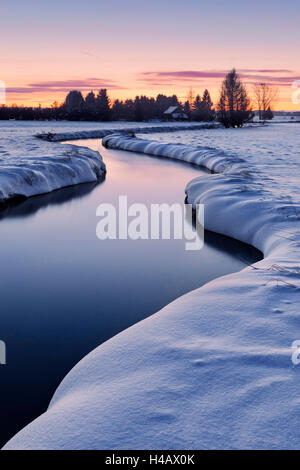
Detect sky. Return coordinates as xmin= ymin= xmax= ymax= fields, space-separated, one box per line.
xmin=1 ymin=0 xmax=300 ymax=110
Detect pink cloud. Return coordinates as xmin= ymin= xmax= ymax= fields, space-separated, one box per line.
xmin=141 ymin=70 xmax=300 ymax=86
xmin=29 ymin=78 xmax=117 ymax=87
xmin=6 ymin=78 xmax=125 ymax=94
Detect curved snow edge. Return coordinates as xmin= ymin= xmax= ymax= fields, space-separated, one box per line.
xmin=102 ymin=133 xmax=248 ymax=175
xmin=4 ymin=134 xmax=300 ymax=450
xmin=101 ymin=134 xmax=289 ymax=255
xmin=0 ymin=143 xmax=106 ymax=204
xmin=36 ymin=123 xmax=220 ymax=142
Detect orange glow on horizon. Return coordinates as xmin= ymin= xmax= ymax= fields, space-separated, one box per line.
xmin=6 ymin=86 xmax=300 ymax=112
xmin=5 ymin=83 xmax=299 ymax=112
xmin=2 ymin=1 xmax=300 ymax=112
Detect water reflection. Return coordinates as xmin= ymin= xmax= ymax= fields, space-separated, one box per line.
xmin=0 ymin=179 xmax=104 ymax=221
xmin=0 ymin=139 xmax=262 ymax=447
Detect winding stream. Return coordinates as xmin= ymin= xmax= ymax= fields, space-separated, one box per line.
xmin=0 ymin=139 xmax=262 ymax=447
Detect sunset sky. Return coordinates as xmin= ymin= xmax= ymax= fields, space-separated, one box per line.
xmin=1 ymin=0 xmax=300 ymax=109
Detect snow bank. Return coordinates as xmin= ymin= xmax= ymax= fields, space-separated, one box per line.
xmin=0 ymin=139 xmax=105 ymax=203
xmin=0 ymin=122 xmax=217 ymax=203
xmin=4 ymin=126 xmax=300 ymax=450
xmin=36 ymin=122 xmax=219 ymax=142
xmin=102 ymin=133 xmax=247 ymax=174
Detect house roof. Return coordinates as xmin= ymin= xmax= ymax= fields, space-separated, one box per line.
xmin=163 ymin=106 xmax=178 ymax=115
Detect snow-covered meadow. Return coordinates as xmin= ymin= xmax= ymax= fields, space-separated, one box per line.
xmin=0 ymin=121 xmax=216 ymax=203
xmin=2 ymin=121 xmax=300 ymax=449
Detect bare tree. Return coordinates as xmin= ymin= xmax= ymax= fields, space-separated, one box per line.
xmin=186 ymin=87 xmax=195 ymax=106
xmin=253 ymin=83 xmax=278 ymax=120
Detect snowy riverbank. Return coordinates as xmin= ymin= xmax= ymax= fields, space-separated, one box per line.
xmin=0 ymin=121 xmax=217 ymax=203
xmin=4 ymin=123 xmax=300 ymax=449
xmin=0 ymin=140 xmax=106 ymax=203
xmin=36 ymin=122 xmax=219 ymax=142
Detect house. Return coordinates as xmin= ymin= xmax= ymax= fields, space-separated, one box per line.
xmin=163 ymin=105 xmax=188 ymax=121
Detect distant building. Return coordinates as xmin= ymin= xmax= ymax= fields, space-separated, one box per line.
xmin=163 ymin=105 xmax=188 ymax=121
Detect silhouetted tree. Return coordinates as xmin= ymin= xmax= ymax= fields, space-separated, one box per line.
xmin=156 ymin=94 xmax=169 ymax=119
xmin=84 ymin=91 xmax=97 ymax=120
xmin=253 ymin=83 xmax=278 ymax=120
xmin=201 ymin=89 xmax=214 ymax=121
xmin=191 ymin=90 xmax=214 ymax=121
xmin=156 ymin=94 xmax=179 ymax=119
xmin=217 ymin=69 xmax=253 ymax=127
xmin=64 ymin=90 xmax=84 ymax=119
xmin=134 ymin=96 xmax=144 ymax=121
xmin=0 ymin=88 xmax=218 ymax=122
xmin=111 ymin=99 xmax=125 ymax=120
xmin=186 ymin=87 xmax=195 ymax=106
xmin=183 ymin=101 xmax=191 ymax=120
xmin=123 ymin=99 xmax=135 ymax=121
xmin=191 ymin=94 xmax=202 ymax=121
xmin=263 ymin=106 xmax=274 ymax=120
xmin=170 ymin=95 xmax=179 ymax=106
xmin=96 ymin=89 xmax=111 ymax=121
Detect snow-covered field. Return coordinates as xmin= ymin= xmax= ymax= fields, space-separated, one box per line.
xmin=0 ymin=122 xmax=106 ymax=202
xmin=263 ymin=115 xmax=300 ymax=123
xmin=0 ymin=121 xmax=216 ymax=203
xmin=3 ymin=121 xmax=300 ymax=449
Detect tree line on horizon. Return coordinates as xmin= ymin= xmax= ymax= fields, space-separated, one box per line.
xmin=0 ymin=69 xmax=276 ymax=127
xmin=0 ymin=89 xmax=215 ymax=122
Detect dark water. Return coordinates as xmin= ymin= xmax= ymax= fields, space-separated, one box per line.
xmin=0 ymin=140 xmax=262 ymax=447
